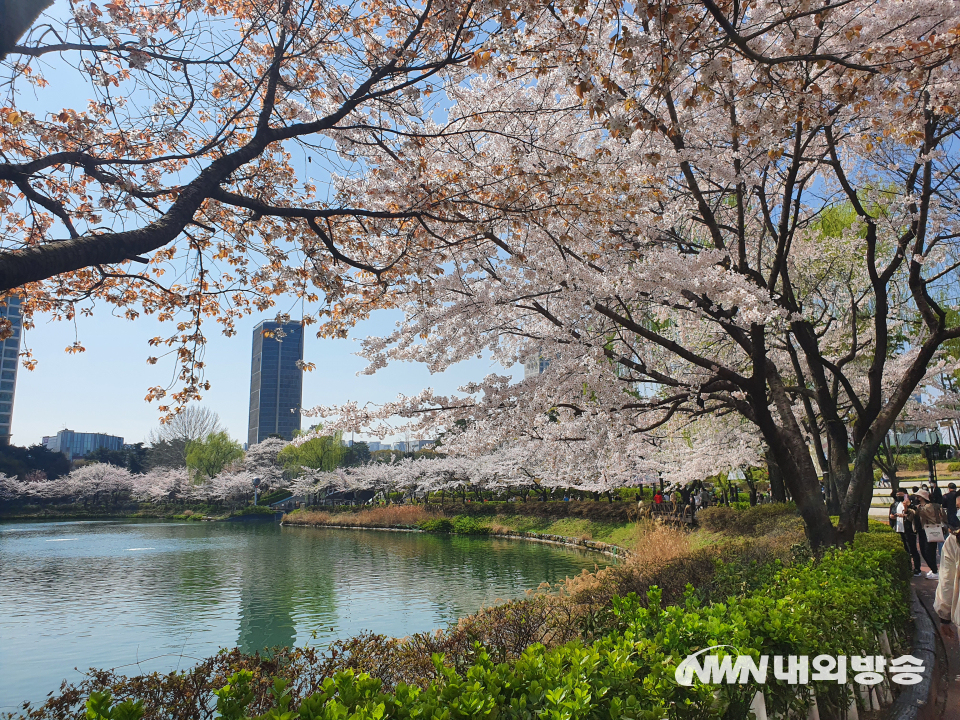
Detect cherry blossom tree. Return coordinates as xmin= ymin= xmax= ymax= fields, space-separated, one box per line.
xmin=0 ymin=0 xmax=500 ymax=409
xmin=308 ymin=0 xmax=960 ymax=547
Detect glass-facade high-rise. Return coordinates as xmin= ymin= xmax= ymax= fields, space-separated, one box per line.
xmin=248 ymin=320 xmax=304 ymax=446
xmin=0 ymin=297 xmax=22 ymax=445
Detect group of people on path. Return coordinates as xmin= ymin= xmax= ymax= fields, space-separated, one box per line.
xmin=889 ymin=481 xmax=957 ymax=579
xmin=888 ymin=481 xmax=960 ymax=637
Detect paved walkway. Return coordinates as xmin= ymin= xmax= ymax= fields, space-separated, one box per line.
xmin=912 ymin=563 xmax=960 ymax=719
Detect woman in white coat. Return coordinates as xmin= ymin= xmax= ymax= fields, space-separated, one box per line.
xmin=935 ymin=525 xmax=960 ymax=636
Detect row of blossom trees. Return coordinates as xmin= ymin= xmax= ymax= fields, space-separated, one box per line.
xmin=0 ymin=434 xmax=681 ymax=508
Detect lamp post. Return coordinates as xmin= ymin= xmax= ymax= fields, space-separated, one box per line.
xmin=909 ymin=431 xmax=937 ymax=485
xmin=253 ymin=476 xmax=261 ymax=506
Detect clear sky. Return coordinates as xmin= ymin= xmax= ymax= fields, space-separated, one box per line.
xmin=14 ymin=308 xmax=510 ymax=447
xmin=8 ymin=2 xmax=516 ymax=448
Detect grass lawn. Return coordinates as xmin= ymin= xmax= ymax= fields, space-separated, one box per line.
xmin=487 ymin=514 xmax=645 ymax=547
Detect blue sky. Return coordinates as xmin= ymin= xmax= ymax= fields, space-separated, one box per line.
xmin=15 ymin=308 xmax=510 ymax=446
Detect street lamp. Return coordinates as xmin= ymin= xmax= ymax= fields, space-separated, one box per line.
xmin=909 ymin=430 xmax=937 ymax=485
xmin=252 ymin=476 xmax=261 ymax=506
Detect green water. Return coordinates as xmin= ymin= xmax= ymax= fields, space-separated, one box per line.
xmin=0 ymin=519 xmax=614 ymax=710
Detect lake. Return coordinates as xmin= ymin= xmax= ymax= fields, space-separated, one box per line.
xmin=0 ymin=519 xmax=614 ymax=711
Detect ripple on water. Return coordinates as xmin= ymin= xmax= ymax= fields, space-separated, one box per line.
xmin=0 ymin=520 xmax=614 ymax=711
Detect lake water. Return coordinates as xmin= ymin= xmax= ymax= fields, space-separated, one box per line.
xmin=0 ymin=519 xmax=614 ymax=711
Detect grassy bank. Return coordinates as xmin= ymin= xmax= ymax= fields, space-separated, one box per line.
xmin=282 ymin=504 xmax=647 ymax=548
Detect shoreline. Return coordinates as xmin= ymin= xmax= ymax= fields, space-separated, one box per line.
xmin=280 ymin=518 xmax=632 ymax=559
xmin=0 ymin=512 xmax=631 ymax=558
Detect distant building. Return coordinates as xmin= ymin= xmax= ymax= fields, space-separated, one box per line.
xmin=523 ymin=353 xmax=552 ymax=379
xmin=367 ymin=441 xmax=381 ymax=452
xmin=42 ymin=430 xmax=124 ymax=461
xmin=0 ymin=297 xmax=21 ymax=445
xmin=417 ymin=439 xmax=435 ymax=451
xmin=248 ymin=319 xmax=305 ymax=446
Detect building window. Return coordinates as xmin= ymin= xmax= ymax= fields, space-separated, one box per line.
xmin=1 ymin=371 xmax=14 ymax=380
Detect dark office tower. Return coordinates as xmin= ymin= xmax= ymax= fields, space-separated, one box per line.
xmin=248 ymin=320 xmax=305 ymax=446
xmin=0 ymin=297 xmax=21 ymax=446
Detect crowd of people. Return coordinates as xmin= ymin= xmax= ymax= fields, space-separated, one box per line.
xmin=885 ymin=480 xmax=960 ymax=639
xmin=638 ymin=483 xmax=778 ymax=518
xmin=888 ymin=480 xmax=957 ymax=579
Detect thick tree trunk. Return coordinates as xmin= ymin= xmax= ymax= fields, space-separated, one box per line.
xmin=837 ymin=445 xmax=883 ymax=542
xmin=756 ymin=403 xmax=836 ymax=548
xmin=766 ymin=448 xmax=786 ymax=503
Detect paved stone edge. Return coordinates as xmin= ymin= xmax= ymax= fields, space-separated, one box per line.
xmin=888 ymin=587 xmax=937 ymax=720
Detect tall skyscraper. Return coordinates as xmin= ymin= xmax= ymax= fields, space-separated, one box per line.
xmin=248 ymin=319 xmax=304 ymax=446
xmin=0 ymin=296 xmax=22 ymax=445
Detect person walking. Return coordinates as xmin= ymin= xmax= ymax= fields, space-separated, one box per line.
xmin=934 ymin=527 xmax=960 ymax=639
xmin=891 ymin=490 xmax=922 ymax=576
xmin=932 ymin=479 xmax=944 ymax=504
xmin=946 ymin=483 xmax=960 ymax=529
xmin=907 ymin=489 xmax=948 ymax=579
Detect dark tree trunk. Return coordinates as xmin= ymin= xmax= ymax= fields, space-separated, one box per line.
xmin=766 ymin=448 xmax=787 ymax=503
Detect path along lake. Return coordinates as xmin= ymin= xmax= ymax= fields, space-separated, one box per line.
xmin=0 ymin=519 xmax=615 ymax=711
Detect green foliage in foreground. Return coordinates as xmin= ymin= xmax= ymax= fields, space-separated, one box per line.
xmin=86 ymin=534 xmax=909 ymax=720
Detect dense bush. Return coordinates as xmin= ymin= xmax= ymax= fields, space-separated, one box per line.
xmin=74 ymin=539 xmax=910 ymax=720
xmin=697 ymin=502 xmax=800 ymax=535
xmin=416 ymin=516 xmax=491 ymax=535
xmin=899 ymin=455 xmax=932 ymax=472
xmin=416 ymin=518 xmax=453 ymax=533
xmin=258 ymin=489 xmax=293 ymax=506
xmin=948 ymin=462 xmax=960 ymax=473
xmin=440 ymin=500 xmax=636 ymax=523
xmin=233 ymin=506 xmax=278 ymax=516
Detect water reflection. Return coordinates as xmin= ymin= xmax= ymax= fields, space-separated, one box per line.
xmin=0 ymin=520 xmax=612 ymax=710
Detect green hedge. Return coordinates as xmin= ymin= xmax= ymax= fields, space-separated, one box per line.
xmin=87 ymin=537 xmax=910 ymax=720
xmin=417 ymin=516 xmax=490 ymax=535
xmin=233 ymin=505 xmax=278 ymax=516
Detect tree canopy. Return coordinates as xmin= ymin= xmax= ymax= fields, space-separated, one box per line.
xmin=185 ymin=431 xmax=243 ymax=479
xmin=302 ymin=0 xmax=960 ymax=547
xmin=0 ymin=0 xmax=495 ymax=409
xmin=2 ymin=0 xmax=960 ymax=546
